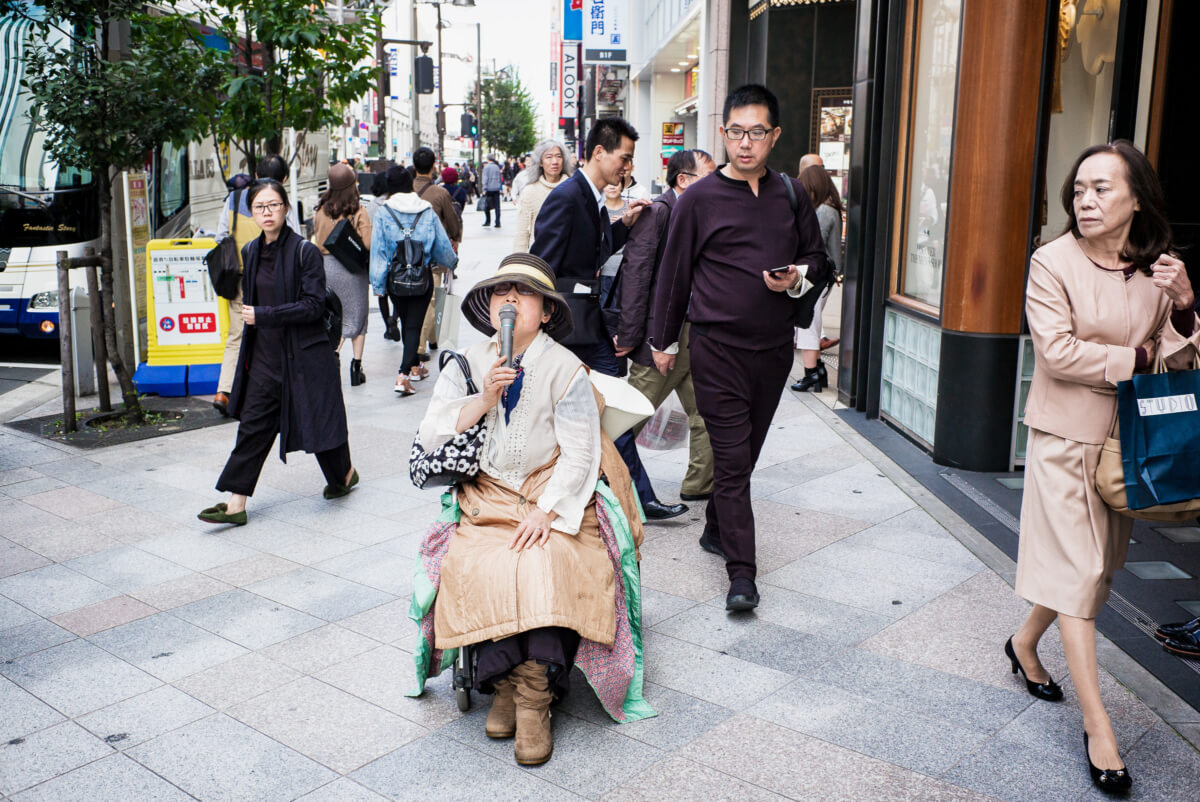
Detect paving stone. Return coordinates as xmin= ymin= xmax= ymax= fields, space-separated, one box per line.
xmin=261 ymin=496 xmax=385 ymax=534
xmin=0 ymin=619 xmax=74 ymax=661
xmin=637 ymin=552 xmax=727 ymax=603
xmin=845 ymin=507 xmax=985 ymax=570
xmin=0 ymin=676 xmax=66 ymax=743
xmin=64 ymin=546 xmax=195 ymax=594
xmin=203 ymin=553 xmax=300 ymax=587
xmin=136 ymin=530 xmax=258 ymax=572
xmin=639 ymin=588 xmax=695 ymax=629
xmin=678 ymin=715 xmax=990 ymax=801
xmin=128 ymin=713 xmax=336 ymax=802
xmin=10 ymin=753 xmax=194 ymax=802
xmin=294 ymin=777 xmax=389 ymax=802
xmin=228 ymin=676 xmax=427 ymax=773
xmin=600 ymin=755 xmax=787 ymax=801
xmin=247 ymin=566 xmax=394 ymax=622
xmin=0 ymin=638 xmax=160 ymax=718
xmin=0 ymin=476 xmax=67 ymax=499
xmin=352 ymin=733 xmax=582 ymax=800
xmin=802 ymin=536 xmax=981 ymax=590
xmin=258 ymin=623 xmax=377 ymax=674
xmin=74 ymin=506 xmax=181 ymax=545
xmin=730 ymin=584 xmax=894 ymax=646
xmin=767 ymin=461 xmax=917 ymax=523
xmin=994 ymin=699 xmax=1154 ymax=763
xmin=314 ymin=545 xmax=415 ymax=596
xmin=28 ymin=457 xmax=108 ymax=485
xmin=558 ymin=677 xmax=734 ymax=752
xmin=0 ymin=499 xmax=67 ymax=534
xmin=1083 ymin=721 xmax=1200 ymax=801
xmin=22 ymin=486 xmax=124 ymax=519
xmin=2 ymin=522 xmax=121 ymax=563
xmin=642 ymin=634 xmax=794 ymax=710
xmin=806 ymin=648 xmax=1032 ymax=734
xmin=49 ymin=595 xmax=157 ymax=637
xmin=651 ymin=604 xmax=846 ymax=675
xmin=316 ymin=644 xmax=463 ymax=729
xmin=221 ymin=520 xmax=361 ymax=566
xmin=76 ymin=685 xmax=214 ymax=749
xmin=0 ymin=538 xmax=50 ymax=579
xmin=173 ymin=652 xmax=302 ymax=710
xmin=337 ymin=599 xmax=415 ymax=643
xmin=0 ymin=595 xmax=39 ymax=630
xmin=748 ymin=677 xmax=989 ymax=776
xmin=0 ymin=564 xmax=119 ymax=617
xmin=172 ymin=589 xmax=323 ymax=649
xmin=0 ymin=720 xmax=113 ymax=796
xmin=0 ymin=467 xmax=42 ymax=486
xmin=88 ymin=612 xmax=247 ymax=682
xmin=129 ymin=573 xmax=232 ymax=610
xmin=943 ymin=737 xmax=1091 ymax=802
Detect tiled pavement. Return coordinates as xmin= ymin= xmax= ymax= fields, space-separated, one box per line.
xmin=2 ymin=210 xmax=1199 ymax=800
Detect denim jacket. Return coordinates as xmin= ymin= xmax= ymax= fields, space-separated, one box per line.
xmin=369 ymin=192 xmax=459 ymax=296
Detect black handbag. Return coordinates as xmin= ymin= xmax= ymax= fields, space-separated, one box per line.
xmin=409 ymin=351 xmax=488 ymax=489
xmin=291 ymin=239 xmax=343 ymax=349
xmin=323 ymin=217 xmax=369 ymax=273
xmin=556 ymin=277 xmax=607 ymax=348
xmin=205 ymin=189 xmax=243 ymax=300
xmin=780 ymin=172 xmax=836 ymax=329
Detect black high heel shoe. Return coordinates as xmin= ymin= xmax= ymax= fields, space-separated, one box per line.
xmin=1004 ymin=637 xmax=1064 ymax=701
xmin=1084 ymin=732 xmax=1132 ymax=795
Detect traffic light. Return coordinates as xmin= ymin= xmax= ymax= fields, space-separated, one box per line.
xmin=460 ymin=112 xmax=475 ymax=138
xmin=414 ymin=55 xmax=434 ymax=94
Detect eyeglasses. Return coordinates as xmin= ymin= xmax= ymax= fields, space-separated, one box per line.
xmin=491 ymin=281 xmax=539 ymax=297
xmin=678 ymin=171 xmax=698 ymax=177
xmin=722 ymin=127 xmax=772 ymax=142
xmin=251 ymin=201 xmax=285 ymax=214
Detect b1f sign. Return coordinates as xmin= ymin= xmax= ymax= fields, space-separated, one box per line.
xmin=559 ymin=42 xmax=580 ymax=119
xmin=583 ymin=0 xmax=628 ymax=63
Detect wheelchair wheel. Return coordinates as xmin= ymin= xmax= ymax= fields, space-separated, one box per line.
xmin=456 ymin=687 xmax=471 ymax=712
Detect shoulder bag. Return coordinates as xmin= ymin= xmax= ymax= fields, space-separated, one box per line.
xmin=781 ymin=173 xmax=836 ymax=330
xmin=322 ymin=215 xmax=369 ymax=273
xmin=206 ymin=189 xmax=243 ymax=299
xmin=409 ymin=350 xmax=488 ymax=488
xmin=291 ymin=239 xmax=343 ymax=349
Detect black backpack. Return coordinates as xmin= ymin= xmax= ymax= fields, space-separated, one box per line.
xmin=383 ymin=207 xmax=431 ymax=297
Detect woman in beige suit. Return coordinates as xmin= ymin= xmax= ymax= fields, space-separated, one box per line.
xmin=1010 ymin=141 xmax=1198 ymax=795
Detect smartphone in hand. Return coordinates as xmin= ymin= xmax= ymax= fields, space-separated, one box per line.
xmin=767 ymin=266 xmax=792 ymax=277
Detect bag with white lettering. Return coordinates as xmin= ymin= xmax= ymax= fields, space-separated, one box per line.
xmin=1096 ymin=354 xmax=1200 ymax=521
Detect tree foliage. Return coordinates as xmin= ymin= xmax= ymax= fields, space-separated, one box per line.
xmin=198 ymin=0 xmax=378 ymax=172
xmin=473 ymin=72 xmax=537 ymax=159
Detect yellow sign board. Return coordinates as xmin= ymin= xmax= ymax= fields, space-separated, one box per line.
xmin=145 ymin=238 xmax=229 ymax=366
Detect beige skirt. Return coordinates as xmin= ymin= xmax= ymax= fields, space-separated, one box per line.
xmin=1015 ymin=428 xmax=1132 ymax=619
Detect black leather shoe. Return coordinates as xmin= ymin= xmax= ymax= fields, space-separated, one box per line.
xmin=1084 ymin=732 xmax=1132 ymax=795
xmin=1154 ymin=616 xmax=1200 ymax=642
xmin=726 ymin=578 xmax=759 ymax=612
xmin=679 ymin=491 xmax=712 ymax=501
xmin=643 ymin=500 xmax=687 ymax=520
xmin=698 ymin=530 xmax=726 ymax=559
xmin=1162 ymin=629 xmax=1200 ymax=659
xmin=212 ymin=392 xmax=229 ymax=416
xmin=1004 ymin=637 xmax=1064 ymax=701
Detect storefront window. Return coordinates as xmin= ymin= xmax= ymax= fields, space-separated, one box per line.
xmin=895 ymin=0 xmax=963 ymax=311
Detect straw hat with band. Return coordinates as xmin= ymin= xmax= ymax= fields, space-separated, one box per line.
xmin=462 ymin=253 xmax=573 ymax=341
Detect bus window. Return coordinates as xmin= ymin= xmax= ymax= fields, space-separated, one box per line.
xmin=157 ymin=142 xmax=188 ymax=223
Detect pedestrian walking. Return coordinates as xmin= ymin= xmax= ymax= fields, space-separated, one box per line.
xmin=1009 ymin=141 xmax=1198 ymax=795
xmin=412 ymin=148 xmax=464 ymax=362
xmin=790 ymin=163 xmax=844 ymax=392
xmin=649 ymin=85 xmax=830 ymax=610
xmin=511 ymin=154 xmax=532 ymax=200
xmin=198 ymin=179 xmax=358 ymax=526
xmin=530 ymin=118 xmax=685 ymax=521
xmin=211 ymin=154 xmax=301 ymax=416
xmin=311 ymin=164 xmax=372 ymax=387
xmin=482 ymin=156 xmax=503 ymax=227
xmin=410 ymin=253 xmax=649 ymax=766
xmin=369 ymin=166 xmax=458 ymax=396
xmin=598 ymin=180 xmax=629 ymax=304
xmin=513 ymin=139 xmax=575 ymax=253
xmin=616 ymin=148 xmax=716 ymax=502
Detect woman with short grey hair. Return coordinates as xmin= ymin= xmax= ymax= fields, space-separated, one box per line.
xmin=513 ymin=139 xmax=576 ymax=252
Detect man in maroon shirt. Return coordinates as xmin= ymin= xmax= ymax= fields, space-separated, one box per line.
xmin=649 ymin=84 xmax=829 ymax=612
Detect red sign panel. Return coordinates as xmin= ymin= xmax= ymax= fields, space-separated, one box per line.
xmin=179 ymin=313 xmax=217 ymax=334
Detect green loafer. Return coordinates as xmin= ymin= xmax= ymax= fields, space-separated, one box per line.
xmin=197 ymin=502 xmax=247 ymax=526
xmin=323 ymin=469 xmax=360 ymax=500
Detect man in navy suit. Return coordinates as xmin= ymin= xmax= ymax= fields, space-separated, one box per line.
xmin=530 ymin=118 xmax=687 ymax=521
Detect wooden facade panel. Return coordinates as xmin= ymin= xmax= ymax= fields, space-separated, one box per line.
xmin=941 ymin=0 xmax=1048 ymax=334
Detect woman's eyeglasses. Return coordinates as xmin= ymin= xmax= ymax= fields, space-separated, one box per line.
xmin=491 ymin=282 xmax=539 ymax=297
xmin=251 ymin=201 xmax=285 ymax=214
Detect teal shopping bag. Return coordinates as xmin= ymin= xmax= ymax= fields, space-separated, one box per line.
xmin=1117 ymin=360 xmax=1200 ymax=510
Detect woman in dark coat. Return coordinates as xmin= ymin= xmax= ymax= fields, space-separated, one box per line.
xmin=199 ymin=179 xmax=358 ymax=526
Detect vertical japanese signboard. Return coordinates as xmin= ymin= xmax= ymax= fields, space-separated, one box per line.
xmin=145 ymin=239 xmax=228 ymax=366
xmin=661 ymin=122 xmax=684 ymax=170
xmin=560 ymin=41 xmax=580 ymax=121
xmin=583 ymin=0 xmax=628 ymax=63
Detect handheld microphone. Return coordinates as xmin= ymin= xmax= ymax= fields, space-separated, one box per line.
xmin=499 ymin=303 xmax=517 ymax=367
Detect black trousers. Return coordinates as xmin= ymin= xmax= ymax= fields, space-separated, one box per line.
xmin=388 ymin=286 xmax=433 ymax=375
xmin=216 ymin=369 xmax=352 ymax=496
xmin=484 ymin=191 xmax=501 ymax=225
xmin=689 ymin=332 xmax=793 ymax=581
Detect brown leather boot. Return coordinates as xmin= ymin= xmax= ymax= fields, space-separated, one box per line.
xmin=511 ymin=660 xmax=553 ymax=765
xmin=485 ymin=677 xmax=516 ymax=739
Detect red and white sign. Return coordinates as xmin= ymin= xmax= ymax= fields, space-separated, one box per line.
xmin=149 ymin=245 xmax=223 ymax=347
xmin=179 ymin=313 xmax=217 ymax=333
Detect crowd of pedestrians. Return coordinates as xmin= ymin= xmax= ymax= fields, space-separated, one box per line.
xmin=194 ymin=83 xmax=1200 ymax=791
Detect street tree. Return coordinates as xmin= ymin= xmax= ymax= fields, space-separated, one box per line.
xmin=199 ymin=0 xmax=378 ymax=177
xmin=472 ymin=72 xmax=537 ymax=159
xmin=10 ymin=0 xmax=221 ymax=421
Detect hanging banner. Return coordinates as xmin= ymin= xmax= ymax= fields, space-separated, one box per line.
xmin=564 ymin=0 xmax=582 ymax=42
xmin=583 ymin=0 xmax=628 ymax=63
xmin=560 ymin=41 xmax=580 ymax=120
xmin=661 ymin=122 xmax=684 ymax=169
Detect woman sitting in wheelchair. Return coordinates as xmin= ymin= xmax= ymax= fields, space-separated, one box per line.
xmin=408 ymin=253 xmax=652 ymax=766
